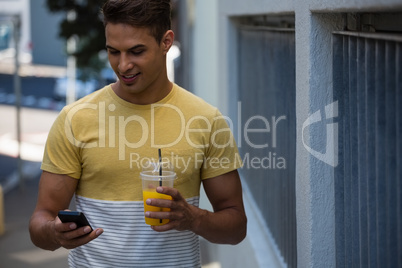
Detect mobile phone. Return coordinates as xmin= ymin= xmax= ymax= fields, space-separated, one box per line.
xmin=58 ymin=210 xmax=93 ymax=231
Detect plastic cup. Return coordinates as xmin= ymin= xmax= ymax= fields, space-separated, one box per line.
xmin=141 ymin=163 xmax=176 ymax=226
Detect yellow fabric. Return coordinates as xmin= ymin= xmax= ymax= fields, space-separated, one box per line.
xmin=42 ymin=84 xmax=241 ymax=201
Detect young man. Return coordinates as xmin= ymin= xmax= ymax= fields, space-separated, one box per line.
xmin=29 ymin=0 xmax=247 ymax=267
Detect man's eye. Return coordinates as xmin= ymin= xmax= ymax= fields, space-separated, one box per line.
xmin=108 ymin=50 xmax=119 ymax=55
xmin=132 ymin=50 xmax=144 ymax=55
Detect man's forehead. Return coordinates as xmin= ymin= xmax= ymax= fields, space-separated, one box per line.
xmin=105 ymin=23 xmax=152 ymax=36
xmin=105 ymin=23 xmax=156 ymax=46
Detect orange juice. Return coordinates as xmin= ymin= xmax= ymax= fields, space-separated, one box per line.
xmin=142 ymin=190 xmax=172 ymax=225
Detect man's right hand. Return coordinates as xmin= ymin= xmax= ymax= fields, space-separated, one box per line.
xmin=29 ymin=171 xmax=103 ymax=251
xmin=53 ymin=216 xmax=103 ymax=249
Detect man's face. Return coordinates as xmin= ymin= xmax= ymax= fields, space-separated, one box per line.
xmin=105 ymin=23 xmax=169 ymax=104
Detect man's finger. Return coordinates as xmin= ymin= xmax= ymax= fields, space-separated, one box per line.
xmin=156 ymin=186 xmax=183 ymax=200
xmin=146 ymin=198 xmax=173 ymax=208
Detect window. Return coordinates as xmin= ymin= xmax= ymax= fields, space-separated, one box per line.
xmin=237 ymin=17 xmax=297 ymax=267
xmin=333 ymin=13 xmax=402 ymax=267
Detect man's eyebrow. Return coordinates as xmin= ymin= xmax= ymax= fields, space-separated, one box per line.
xmin=105 ymin=44 xmax=146 ymax=50
xmin=105 ymin=45 xmax=116 ymax=50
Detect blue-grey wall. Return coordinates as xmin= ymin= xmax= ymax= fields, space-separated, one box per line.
xmin=30 ymin=0 xmax=66 ymax=66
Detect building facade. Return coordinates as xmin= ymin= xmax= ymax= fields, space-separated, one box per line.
xmin=177 ymin=0 xmax=402 ymax=267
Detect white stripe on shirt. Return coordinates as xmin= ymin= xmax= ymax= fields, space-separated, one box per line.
xmin=68 ymin=195 xmax=201 ymax=268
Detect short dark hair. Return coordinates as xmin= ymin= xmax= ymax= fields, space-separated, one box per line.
xmin=102 ymin=0 xmax=171 ymax=44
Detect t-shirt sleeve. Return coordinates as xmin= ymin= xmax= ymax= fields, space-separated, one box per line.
xmin=41 ymin=108 xmax=82 ymax=179
xmin=200 ymin=109 xmax=242 ymax=180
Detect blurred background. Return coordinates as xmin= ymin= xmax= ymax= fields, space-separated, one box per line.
xmin=1 ymin=0 xmax=402 ymax=268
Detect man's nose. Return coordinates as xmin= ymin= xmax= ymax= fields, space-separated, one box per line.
xmin=119 ymin=54 xmax=133 ymax=73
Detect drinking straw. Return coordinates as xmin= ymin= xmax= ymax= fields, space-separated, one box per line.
xmin=158 ymin=148 xmax=162 ymax=186
xmin=158 ymin=148 xmax=163 ymax=223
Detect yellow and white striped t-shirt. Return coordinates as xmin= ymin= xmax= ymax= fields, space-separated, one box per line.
xmin=42 ymin=83 xmax=241 ymax=267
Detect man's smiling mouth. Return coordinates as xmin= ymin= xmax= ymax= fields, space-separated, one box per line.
xmin=120 ymin=73 xmax=140 ymax=83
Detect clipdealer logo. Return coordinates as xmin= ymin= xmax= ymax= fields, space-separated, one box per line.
xmin=302 ymin=101 xmax=339 ymax=167
xmin=63 ymin=101 xmax=339 ymax=169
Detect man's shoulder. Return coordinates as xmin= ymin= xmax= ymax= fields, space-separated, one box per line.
xmin=58 ymin=85 xmax=111 ymax=122
xmin=62 ymin=85 xmax=110 ymax=112
xmin=172 ymin=84 xmax=219 ymax=117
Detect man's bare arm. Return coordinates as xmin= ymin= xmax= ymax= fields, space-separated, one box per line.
xmin=29 ymin=171 xmax=103 ymax=250
xmin=193 ymin=170 xmax=247 ymax=244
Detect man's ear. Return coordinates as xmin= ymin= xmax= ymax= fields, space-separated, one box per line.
xmin=161 ymin=30 xmax=174 ymax=55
